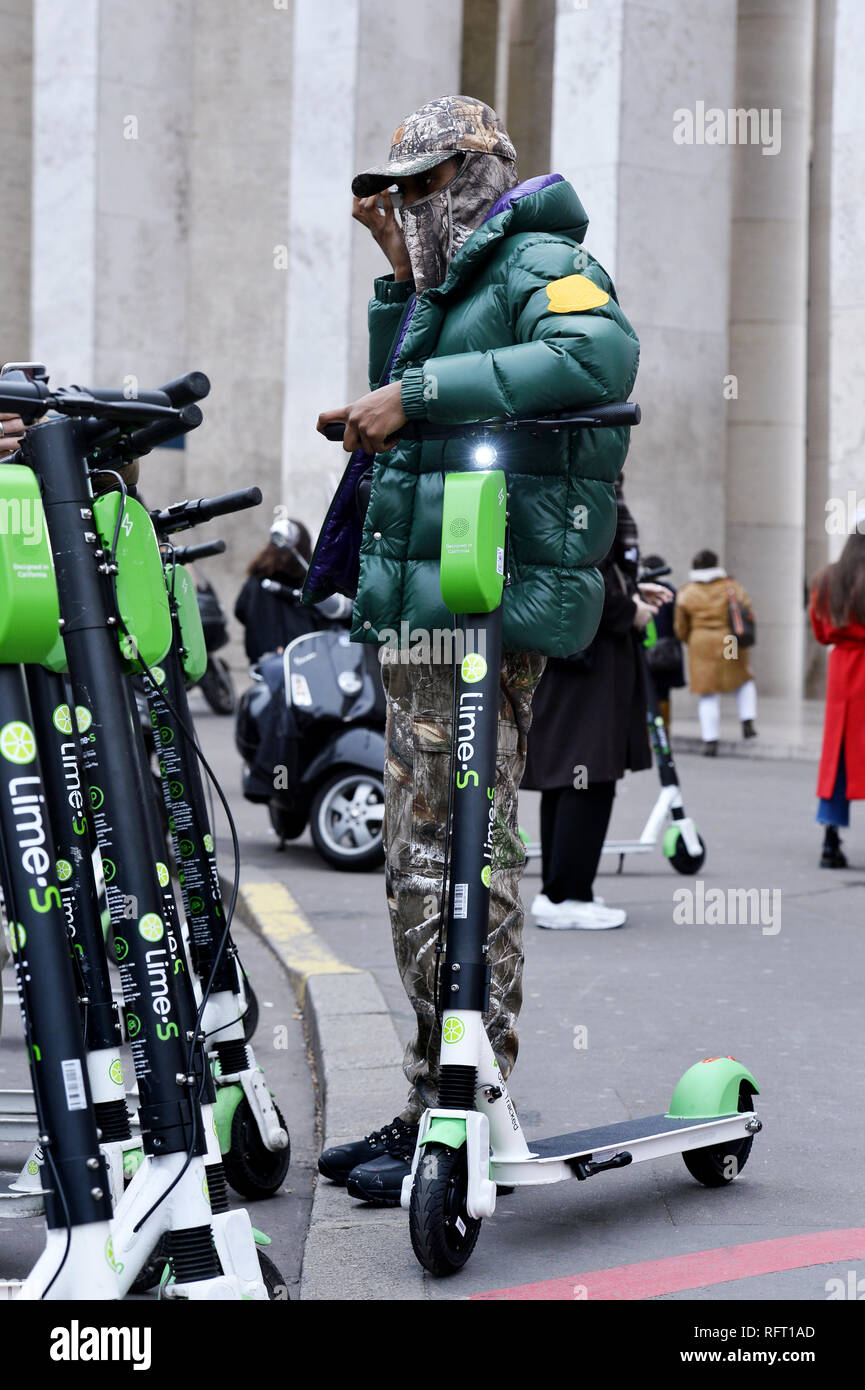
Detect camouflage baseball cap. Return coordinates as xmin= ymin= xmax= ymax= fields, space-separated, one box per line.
xmin=352 ymin=95 xmax=516 ymax=197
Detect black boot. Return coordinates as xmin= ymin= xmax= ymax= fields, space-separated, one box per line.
xmin=702 ymin=740 xmax=718 ymax=757
xmin=318 ymin=1117 xmax=418 ymax=1187
xmin=820 ymin=826 xmax=848 ymax=869
xmin=742 ymin=719 xmax=757 ymax=739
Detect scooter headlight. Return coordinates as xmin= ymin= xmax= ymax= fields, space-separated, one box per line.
xmin=473 ymin=443 xmax=497 ymax=467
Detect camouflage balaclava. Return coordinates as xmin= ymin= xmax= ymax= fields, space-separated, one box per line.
xmin=352 ymin=96 xmax=519 ymax=293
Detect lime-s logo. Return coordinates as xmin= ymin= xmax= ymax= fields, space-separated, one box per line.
xmin=72 ymin=815 xmax=87 ymax=836
xmin=157 ymin=1021 xmax=179 ymax=1041
xmin=30 ymin=885 xmax=61 ymax=913
xmin=138 ymin=913 xmax=164 ymax=943
xmin=456 ymin=770 xmax=478 ymax=789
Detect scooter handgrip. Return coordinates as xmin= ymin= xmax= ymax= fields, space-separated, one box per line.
xmin=120 ymin=402 xmax=203 ymax=456
xmin=173 ymin=539 xmax=226 ymax=564
xmin=156 ymin=371 xmax=211 ymax=405
xmin=322 ymin=422 xmax=347 ymax=441
xmin=193 ymin=486 xmax=263 ymax=523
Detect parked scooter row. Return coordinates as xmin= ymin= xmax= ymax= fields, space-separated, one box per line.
xmin=0 ymin=363 xmax=288 ymax=1299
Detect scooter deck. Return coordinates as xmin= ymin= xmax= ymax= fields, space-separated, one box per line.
xmin=522 ymin=1113 xmax=736 ymax=1162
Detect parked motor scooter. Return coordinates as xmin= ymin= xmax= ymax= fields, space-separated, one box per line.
xmin=235 ymin=579 xmax=387 ymax=870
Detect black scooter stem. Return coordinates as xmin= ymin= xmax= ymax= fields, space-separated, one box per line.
xmin=0 ymin=665 xmax=114 ymax=1230
xmin=24 ymin=666 xmax=125 ymax=1062
xmin=25 ymin=416 xmax=204 ymax=1159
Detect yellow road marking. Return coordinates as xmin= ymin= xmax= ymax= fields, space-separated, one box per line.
xmin=241 ymin=881 xmax=358 ymax=1002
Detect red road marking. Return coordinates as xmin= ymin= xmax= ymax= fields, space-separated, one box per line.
xmin=471 ymin=1229 xmax=865 ymax=1300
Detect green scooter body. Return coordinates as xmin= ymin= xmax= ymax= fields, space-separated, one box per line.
xmin=92 ymin=492 xmax=172 ymax=672
xmin=0 ymin=464 xmax=60 ymax=664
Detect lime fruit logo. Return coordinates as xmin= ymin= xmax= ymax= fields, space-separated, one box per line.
xmin=138 ymin=913 xmax=164 ymax=943
xmin=0 ymin=722 xmax=36 ymax=764
xmin=56 ymin=859 xmax=73 ymax=882
xmin=102 ymin=858 xmax=116 ymax=883
xmin=461 ymin=653 xmax=487 ymax=684
xmin=89 ymin=786 xmax=104 ymax=810
xmin=126 ymin=1012 xmax=141 ymax=1039
xmin=203 ymin=834 xmax=214 ymax=853
xmin=202 ymin=1176 xmax=210 ymax=1206
xmin=27 ymin=1159 xmax=39 ymax=1176
xmin=450 ymin=516 xmax=470 ymax=538
xmin=109 ymin=1058 xmax=124 ymax=1087
xmin=442 ymin=1015 xmax=465 ymax=1044
xmin=113 ymin=935 xmax=129 ymax=962
xmin=481 ymin=865 xmax=491 ymax=887
xmin=53 ymin=704 xmax=73 ymax=735
xmin=156 ymin=862 xmax=170 ymax=887
xmin=75 ymin=706 xmax=92 ymax=733
xmin=151 ymin=667 xmax=165 ymax=686
xmin=8 ymin=922 xmax=25 ymax=953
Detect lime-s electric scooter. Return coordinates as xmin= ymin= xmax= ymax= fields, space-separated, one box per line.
xmin=327 ymin=402 xmax=762 ymax=1277
xmin=0 ymin=366 xmax=281 ymax=1297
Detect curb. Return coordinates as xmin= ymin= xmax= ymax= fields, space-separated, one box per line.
xmin=234 ymin=879 xmax=417 ymax=1299
xmin=671 ymin=734 xmax=819 ymax=762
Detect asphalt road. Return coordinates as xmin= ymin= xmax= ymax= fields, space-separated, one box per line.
xmin=197 ymin=678 xmax=865 ymax=1303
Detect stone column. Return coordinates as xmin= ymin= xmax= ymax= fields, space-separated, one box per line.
xmin=725 ymin=0 xmax=815 ymax=699
xmin=279 ymin=0 xmax=463 ymax=530
xmin=0 ymin=0 xmax=33 ymax=363
xmin=550 ymin=0 xmax=739 ymax=592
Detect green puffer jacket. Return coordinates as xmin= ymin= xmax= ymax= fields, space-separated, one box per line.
xmin=354 ymin=176 xmax=639 ymax=657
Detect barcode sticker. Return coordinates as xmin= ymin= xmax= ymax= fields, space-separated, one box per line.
xmin=453 ymin=883 xmax=468 ymax=919
xmin=496 ymin=547 xmax=504 ymax=576
xmin=61 ymin=1058 xmax=87 ymax=1112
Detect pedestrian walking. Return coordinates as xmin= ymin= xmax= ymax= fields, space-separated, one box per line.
xmin=522 ymin=486 xmax=666 ymax=930
xmin=305 ymin=94 xmax=639 ymax=1202
xmin=673 ymin=548 xmax=757 ymax=755
xmin=809 ymin=530 xmax=865 ymax=868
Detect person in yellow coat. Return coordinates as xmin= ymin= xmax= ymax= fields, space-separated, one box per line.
xmin=673 ymin=548 xmax=757 ymax=755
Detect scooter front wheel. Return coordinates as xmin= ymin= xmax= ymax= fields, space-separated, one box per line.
xmin=223 ymin=1097 xmax=291 ymax=1199
xmin=409 ymin=1143 xmax=482 ymax=1276
xmin=668 ymin=829 xmax=706 ymax=875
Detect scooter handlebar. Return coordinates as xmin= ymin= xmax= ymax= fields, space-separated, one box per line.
xmin=172 ymin=538 xmax=227 ymax=564
xmin=150 ymin=485 xmax=263 ymax=534
xmin=321 ymin=401 xmax=640 ymax=444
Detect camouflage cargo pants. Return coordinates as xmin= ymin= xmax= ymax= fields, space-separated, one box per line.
xmin=380 ymin=649 xmax=546 ymax=1124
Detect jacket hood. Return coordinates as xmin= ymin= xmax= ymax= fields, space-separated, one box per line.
xmin=688 ymin=567 xmax=728 ymax=583
xmin=425 ymin=173 xmax=589 ymax=300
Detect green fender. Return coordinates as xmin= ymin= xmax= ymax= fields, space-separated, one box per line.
xmin=668 ymin=1057 xmax=760 ymax=1119
xmin=252 ymin=1228 xmax=271 ymax=1246
xmin=213 ymin=1080 xmax=244 ymax=1154
xmin=419 ymin=1117 xmax=467 ymax=1149
xmin=663 ymin=823 xmax=696 ymax=857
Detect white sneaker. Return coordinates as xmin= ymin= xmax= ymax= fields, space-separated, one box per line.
xmin=531 ymin=891 xmax=605 ymax=918
xmin=533 ymin=898 xmax=626 ymax=931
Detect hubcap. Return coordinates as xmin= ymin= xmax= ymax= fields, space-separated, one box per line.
xmin=318 ymin=774 xmax=384 ymax=859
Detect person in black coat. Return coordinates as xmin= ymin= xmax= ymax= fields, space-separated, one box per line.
xmin=234 ymin=518 xmax=320 ymax=663
xmin=521 ymin=484 xmax=668 ymax=929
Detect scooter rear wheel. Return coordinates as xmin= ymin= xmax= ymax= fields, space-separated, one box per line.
xmin=409 ymin=1143 xmax=482 ymax=1275
xmin=682 ymin=1084 xmax=755 ymax=1187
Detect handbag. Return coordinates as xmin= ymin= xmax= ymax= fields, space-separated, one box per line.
xmin=726 ymin=581 xmax=756 ymax=649
xmin=646 ymin=633 xmax=683 ymax=677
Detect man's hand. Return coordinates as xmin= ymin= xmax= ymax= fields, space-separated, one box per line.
xmin=353 ymin=192 xmax=412 ymax=282
xmin=317 ymin=382 xmax=407 ymax=455
xmin=632 ymin=596 xmax=656 ymax=630
xmin=0 ymin=413 xmax=26 ymax=457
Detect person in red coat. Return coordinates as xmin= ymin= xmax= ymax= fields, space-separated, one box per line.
xmin=809 ymin=531 xmax=865 ymax=868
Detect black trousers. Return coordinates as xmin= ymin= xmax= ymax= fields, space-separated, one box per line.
xmin=540 ymin=782 xmax=617 ymax=903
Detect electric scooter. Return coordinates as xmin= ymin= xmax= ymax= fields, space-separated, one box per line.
xmin=523 ymin=561 xmax=706 ymax=876
xmin=0 ymin=365 xmax=282 ymax=1297
xmin=326 ymin=403 xmax=762 ymax=1277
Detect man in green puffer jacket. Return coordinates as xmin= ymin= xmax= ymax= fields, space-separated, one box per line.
xmin=311 ymin=96 xmax=639 ymax=1206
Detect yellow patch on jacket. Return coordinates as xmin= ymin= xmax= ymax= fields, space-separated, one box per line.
xmin=545 ymin=274 xmax=610 ymax=313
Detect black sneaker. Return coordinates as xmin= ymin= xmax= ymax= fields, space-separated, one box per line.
xmin=345 ymin=1122 xmax=420 ymax=1207
xmin=318 ymin=1118 xmax=418 ymax=1186
xmin=820 ymin=827 xmax=848 ymax=869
